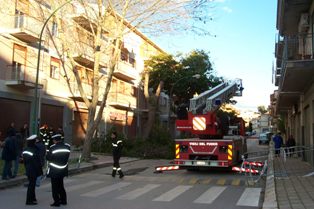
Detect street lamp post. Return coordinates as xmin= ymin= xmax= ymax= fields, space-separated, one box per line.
xmin=32 ymin=0 xmax=74 ymax=134
xmin=168 ymin=73 xmax=201 ymax=129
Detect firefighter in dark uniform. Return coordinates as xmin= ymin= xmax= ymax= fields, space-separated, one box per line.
xmin=39 ymin=125 xmax=49 ymax=149
xmin=22 ymin=135 xmax=43 ymax=205
xmin=47 ymin=126 xmax=55 ymax=149
xmin=111 ymin=131 xmax=124 ymax=178
xmin=46 ymin=134 xmax=71 ymax=207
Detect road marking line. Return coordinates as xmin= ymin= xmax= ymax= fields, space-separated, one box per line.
xmin=201 ymin=178 xmax=212 ymax=184
xmin=66 ymin=180 xmax=103 ymax=192
xmin=216 ymin=178 xmax=226 ymax=185
xmin=231 ymin=178 xmax=241 ymax=186
xmin=236 ymin=187 xmax=261 ymax=207
xmin=189 ymin=177 xmax=198 ymax=184
xmin=117 ymin=184 xmax=160 ymax=200
xmin=153 ymin=185 xmax=193 ymax=202
xmin=81 ymin=182 xmax=131 ymax=197
xmin=178 ymin=177 xmax=185 ymax=184
xmin=193 ymin=186 xmax=226 ymax=204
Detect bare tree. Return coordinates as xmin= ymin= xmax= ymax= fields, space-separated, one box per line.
xmin=36 ymin=0 xmax=215 ymax=159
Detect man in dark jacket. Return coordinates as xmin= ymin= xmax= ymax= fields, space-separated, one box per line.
xmin=35 ymin=136 xmax=46 ymax=187
xmin=111 ymin=131 xmax=124 ymax=178
xmin=22 ymin=135 xmax=43 ymax=205
xmin=1 ymin=131 xmax=16 ymax=180
xmin=46 ymin=134 xmax=70 ymax=207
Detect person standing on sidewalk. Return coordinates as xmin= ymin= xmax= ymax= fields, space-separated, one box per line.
xmin=111 ymin=131 xmax=124 ymax=178
xmin=286 ymin=134 xmax=296 ymax=157
xmin=273 ymin=132 xmax=283 ymax=156
xmin=1 ymin=130 xmax=16 ymax=180
xmin=46 ymin=134 xmax=70 ymax=207
xmin=22 ymin=135 xmax=43 ymax=205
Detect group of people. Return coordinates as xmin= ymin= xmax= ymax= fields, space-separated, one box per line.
xmin=272 ymin=132 xmax=296 ymax=157
xmin=1 ymin=122 xmax=30 ymax=180
xmin=1 ymin=123 xmax=125 ymax=207
xmin=1 ymin=123 xmax=70 ymax=207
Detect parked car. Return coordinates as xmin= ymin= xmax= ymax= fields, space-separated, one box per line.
xmin=259 ymin=132 xmax=273 ymax=145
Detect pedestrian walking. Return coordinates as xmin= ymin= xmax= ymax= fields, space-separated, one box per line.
xmin=111 ymin=131 xmax=124 ymax=178
xmin=35 ymin=136 xmax=46 ymax=187
xmin=1 ymin=130 xmax=17 ymax=180
xmin=22 ymin=135 xmax=43 ymax=205
xmin=273 ymin=132 xmax=283 ymax=156
xmin=286 ymin=134 xmax=296 ymax=157
xmin=46 ymin=134 xmax=70 ymax=207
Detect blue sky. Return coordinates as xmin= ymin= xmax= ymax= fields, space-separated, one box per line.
xmin=153 ymin=0 xmax=277 ymax=112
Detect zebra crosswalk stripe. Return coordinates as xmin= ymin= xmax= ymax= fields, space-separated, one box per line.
xmin=193 ymin=186 xmax=227 ymax=204
xmin=81 ymin=182 xmax=131 ymax=197
xmin=153 ymin=185 xmax=193 ymax=202
xmin=67 ymin=180 xmax=103 ymax=192
xmin=236 ymin=187 xmax=262 ymax=207
xmin=117 ymin=184 xmax=160 ymax=200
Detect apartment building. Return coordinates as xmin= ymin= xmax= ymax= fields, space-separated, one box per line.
xmin=0 ymin=0 xmax=164 ymax=145
xmin=271 ymin=0 xmax=314 ymax=165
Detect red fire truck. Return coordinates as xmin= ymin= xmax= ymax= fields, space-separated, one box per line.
xmin=173 ymin=79 xmax=247 ymax=169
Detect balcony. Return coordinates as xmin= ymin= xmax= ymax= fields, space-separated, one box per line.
xmin=274 ymin=33 xmax=314 ymax=112
xmin=277 ymin=34 xmax=314 ymax=92
xmin=108 ymin=92 xmax=137 ymax=110
xmin=277 ymin=0 xmax=311 ymax=35
xmin=70 ymin=82 xmax=93 ymax=100
xmin=72 ymin=41 xmax=95 ymax=69
xmin=5 ymin=66 xmax=44 ymax=90
xmin=72 ymin=39 xmax=108 ymax=68
xmin=114 ymin=61 xmax=138 ymax=81
xmin=8 ymin=15 xmax=42 ymax=43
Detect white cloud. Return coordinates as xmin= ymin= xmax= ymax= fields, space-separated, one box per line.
xmin=222 ymin=6 xmax=232 ymax=13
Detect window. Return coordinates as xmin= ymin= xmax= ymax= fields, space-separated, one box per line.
xmin=15 ymin=10 xmax=24 ymax=28
xmin=129 ymin=51 xmax=136 ymax=67
xmin=85 ymin=69 xmax=93 ymax=84
xmin=12 ymin=44 xmax=26 ymax=80
xmin=121 ymin=48 xmax=128 ymax=62
xmin=52 ymin=21 xmax=58 ymax=37
xmin=50 ymin=57 xmax=60 ymax=79
xmin=12 ymin=61 xmax=22 ymax=80
xmin=76 ymin=66 xmax=93 ymax=84
xmin=119 ymin=81 xmax=125 ymax=93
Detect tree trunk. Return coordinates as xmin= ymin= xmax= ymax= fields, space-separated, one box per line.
xmin=142 ymin=71 xmax=164 ymax=139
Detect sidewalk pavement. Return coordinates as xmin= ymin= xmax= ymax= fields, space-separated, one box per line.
xmin=263 ymin=145 xmax=314 ymax=209
xmin=0 ymin=151 xmax=139 ymax=190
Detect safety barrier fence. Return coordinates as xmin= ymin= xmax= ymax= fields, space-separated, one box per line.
xmin=273 ymin=145 xmax=314 ymax=177
xmin=232 ymin=150 xmax=269 ymax=186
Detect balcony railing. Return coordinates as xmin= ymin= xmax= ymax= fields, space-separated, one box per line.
xmin=8 ymin=14 xmax=43 ymax=42
xmin=114 ymin=61 xmax=138 ymax=80
xmin=70 ymin=82 xmax=93 ymax=98
xmin=108 ymin=92 xmax=137 ymax=109
xmin=277 ymin=33 xmax=313 ymax=88
xmin=5 ymin=66 xmax=44 ymax=89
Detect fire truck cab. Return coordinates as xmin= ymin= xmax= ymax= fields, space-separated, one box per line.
xmin=174 ymin=79 xmax=246 ymax=169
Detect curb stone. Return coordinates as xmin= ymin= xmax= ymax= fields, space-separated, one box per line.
xmin=262 ymin=145 xmax=278 ymax=209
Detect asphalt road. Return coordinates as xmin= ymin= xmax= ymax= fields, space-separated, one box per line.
xmin=0 ymin=137 xmax=268 ymax=209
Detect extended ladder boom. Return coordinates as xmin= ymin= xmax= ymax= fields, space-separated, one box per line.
xmin=189 ymin=79 xmax=243 ymax=114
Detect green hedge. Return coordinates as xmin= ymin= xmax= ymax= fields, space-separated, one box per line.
xmin=91 ymin=125 xmax=175 ymax=159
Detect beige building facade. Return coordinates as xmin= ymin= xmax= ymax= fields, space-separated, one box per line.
xmin=271 ymin=0 xmax=314 ymax=165
xmin=0 ymin=0 xmax=164 ymax=145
